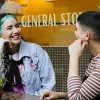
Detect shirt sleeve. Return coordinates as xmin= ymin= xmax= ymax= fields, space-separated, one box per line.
xmin=34 ymin=46 xmax=56 ymax=95
xmin=67 ymin=66 xmax=100 ymax=100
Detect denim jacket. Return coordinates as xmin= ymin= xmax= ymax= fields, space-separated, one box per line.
xmin=8 ymin=40 xmax=56 ymax=96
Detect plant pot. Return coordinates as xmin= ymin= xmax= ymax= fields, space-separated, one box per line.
xmin=0 ymin=87 xmax=3 ymax=100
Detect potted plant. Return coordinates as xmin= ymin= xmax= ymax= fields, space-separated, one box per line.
xmin=0 ymin=52 xmax=8 ymax=100
xmin=0 ymin=77 xmax=5 ymax=100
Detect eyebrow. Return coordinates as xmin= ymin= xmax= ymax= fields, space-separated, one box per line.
xmin=6 ymin=23 xmax=19 ymax=28
xmin=15 ymin=23 xmax=20 ymax=26
xmin=6 ymin=25 xmax=12 ymax=28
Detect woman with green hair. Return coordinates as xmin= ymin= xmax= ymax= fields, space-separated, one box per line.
xmin=0 ymin=14 xmax=55 ymax=96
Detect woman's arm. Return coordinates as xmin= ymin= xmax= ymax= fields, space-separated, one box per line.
xmin=68 ymin=39 xmax=87 ymax=77
xmin=67 ymin=67 xmax=100 ymax=100
xmin=40 ymin=90 xmax=68 ymax=100
xmin=34 ymin=46 xmax=56 ymax=96
xmin=67 ymin=39 xmax=100 ymax=100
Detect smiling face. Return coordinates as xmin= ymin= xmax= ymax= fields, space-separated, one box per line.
xmin=1 ymin=17 xmax=21 ymax=45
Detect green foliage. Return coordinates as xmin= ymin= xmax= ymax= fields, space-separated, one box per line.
xmin=0 ymin=52 xmax=8 ymax=88
xmin=0 ymin=78 xmax=8 ymax=87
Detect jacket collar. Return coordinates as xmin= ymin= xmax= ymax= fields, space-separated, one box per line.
xmin=9 ymin=39 xmax=31 ymax=61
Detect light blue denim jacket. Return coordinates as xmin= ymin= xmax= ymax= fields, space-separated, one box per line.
xmin=9 ymin=40 xmax=56 ymax=96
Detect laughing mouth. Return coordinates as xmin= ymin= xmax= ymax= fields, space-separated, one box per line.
xmin=11 ymin=34 xmax=20 ymax=39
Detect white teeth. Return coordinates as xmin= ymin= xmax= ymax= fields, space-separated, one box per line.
xmin=13 ymin=35 xmax=19 ymax=39
xmin=14 ymin=36 xmax=18 ymax=37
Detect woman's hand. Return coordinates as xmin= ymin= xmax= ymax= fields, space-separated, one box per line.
xmin=68 ymin=39 xmax=88 ymax=60
xmin=0 ymin=38 xmax=10 ymax=53
xmin=68 ymin=39 xmax=88 ymax=76
xmin=40 ymin=90 xmax=59 ymax=100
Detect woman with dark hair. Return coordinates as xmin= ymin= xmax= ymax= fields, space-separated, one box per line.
xmin=41 ymin=11 xmax=100 ymax=100
xmin=0 ymin=14 xmax=55 ymax=96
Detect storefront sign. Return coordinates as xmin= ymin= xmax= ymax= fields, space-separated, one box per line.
xmin=21 ymin=12 xmax=82 ymax=27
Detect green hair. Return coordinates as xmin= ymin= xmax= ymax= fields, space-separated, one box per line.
xmin=0 ymin=14 xmax=17 ymax=33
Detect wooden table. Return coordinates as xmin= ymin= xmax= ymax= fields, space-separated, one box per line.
xmin=1 ymin=92 xmax=40 ymax=100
